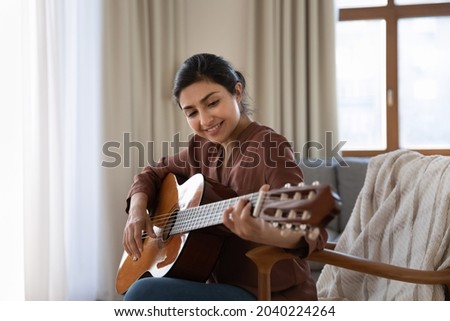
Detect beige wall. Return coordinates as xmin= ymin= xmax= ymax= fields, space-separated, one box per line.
xmin=185 ymin=0 xmax=249 ymax=71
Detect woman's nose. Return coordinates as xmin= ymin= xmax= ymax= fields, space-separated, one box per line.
xmin=199 ymin=110 xmax=213 ymax=126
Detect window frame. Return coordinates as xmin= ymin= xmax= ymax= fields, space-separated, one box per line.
xmin=339 ymin=0 xmax=450 ymax=157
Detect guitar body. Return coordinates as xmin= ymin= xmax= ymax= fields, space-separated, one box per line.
xmin=115 ymin=173 xmax=237 ymax=295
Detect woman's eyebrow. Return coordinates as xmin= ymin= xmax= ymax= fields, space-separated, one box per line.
xmin=200 ymin=91 xmax=219 ymax=104
xmin=181 ymin=91 xmax=219 ymax=110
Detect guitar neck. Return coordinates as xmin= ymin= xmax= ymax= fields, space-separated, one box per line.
xmin=169 ymin=192 xmax=260 ymax=236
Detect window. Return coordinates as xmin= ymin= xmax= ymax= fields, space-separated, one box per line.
xmin=336 ymin=0 xmax=450 ymax=156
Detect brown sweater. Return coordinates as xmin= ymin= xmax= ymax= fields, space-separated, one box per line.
xmin=126 ymin=122 xmax=327 ymax=300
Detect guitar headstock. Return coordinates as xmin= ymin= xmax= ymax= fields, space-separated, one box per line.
xmin=255 ymin=182 xmax=341 ymax=240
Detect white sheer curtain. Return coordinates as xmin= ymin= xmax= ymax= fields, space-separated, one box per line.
xmin=0 ymin=0 xmax=25 ymax=301
xmin=0 ymin=0 xmax=103 ymax=300
xmin=246 ymin=0 xmax=338 ymax=158
xmin=23 ymin=0 xmax=102 ymax=300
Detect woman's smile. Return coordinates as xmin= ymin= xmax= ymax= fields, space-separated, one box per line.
xmin=203 ymin=121 xmax=223 ymax=134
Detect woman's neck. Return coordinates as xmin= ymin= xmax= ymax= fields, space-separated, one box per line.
xmin=221 ymin=115 xmax=252 ymax=147
xmin=221 ymin=115 xmax=252 ymax=164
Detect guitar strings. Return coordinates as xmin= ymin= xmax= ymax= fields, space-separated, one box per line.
xmin=147 ymin=193 xmax=261 ymax=234
xmin=149 ymin=194 xmax=259 ymax=226
xmin=145 ymin=191 xmax=315 ymax=237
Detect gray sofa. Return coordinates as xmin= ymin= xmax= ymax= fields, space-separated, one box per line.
xmin=298 ymin=157 xmax=370 ymax=280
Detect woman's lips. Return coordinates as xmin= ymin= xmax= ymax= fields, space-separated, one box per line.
xmin=204 ymin=121 xmax=223 ymax=134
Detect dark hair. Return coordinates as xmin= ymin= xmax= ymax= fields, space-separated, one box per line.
xmin=172 ymin=53 xmax=251 ymax=114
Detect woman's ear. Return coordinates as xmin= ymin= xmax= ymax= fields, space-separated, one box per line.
xmin=234 ymin=82 xmax=243 ymax=103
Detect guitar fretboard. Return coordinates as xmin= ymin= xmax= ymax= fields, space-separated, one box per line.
xmin=169 ymin=192 xmax=261 ymax=236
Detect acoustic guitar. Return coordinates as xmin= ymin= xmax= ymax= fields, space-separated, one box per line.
xmin=115 ymin=172 xmax=341 ymax=294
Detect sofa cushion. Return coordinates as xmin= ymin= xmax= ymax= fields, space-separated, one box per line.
xmin=335 ymin=157 xmax=369 ymax=232
xmin=298 ymin=159 xmax=339 ymax=232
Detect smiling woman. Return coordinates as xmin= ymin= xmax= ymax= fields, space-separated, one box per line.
xmin=121 ymin=53 xmax=328 ymax=301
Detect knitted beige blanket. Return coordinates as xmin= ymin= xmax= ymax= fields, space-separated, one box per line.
xmin=317 ymin=149 xmax=450 ymax=300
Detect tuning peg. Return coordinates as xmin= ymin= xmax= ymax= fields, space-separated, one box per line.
xmin=297 ymin=182 xmax=305 ymax=187
xmin=284 ymin=183 xmax=291 ymax=188
xmin=272 ymin=208 xmax=283 ymax=228
xmin=312 ymin=181 xmax=319 ymax=186
xmin=307 ymin=190 xmax=316 ymax=199
xmin=301 ymin=210 xmax=311 ymax=221
xmin=308 ymin=227 xmax=320 ymax=240
xmin=284 ymin=209 xmax=297 ymax=230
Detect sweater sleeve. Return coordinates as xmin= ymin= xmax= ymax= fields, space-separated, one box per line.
xmin=261 ymin=131 xmax=303 ymax=188
xmin=125 ymin=147 xmax=192 ymax=214
xmin=285 ymin=228 xmax=328 ymax=259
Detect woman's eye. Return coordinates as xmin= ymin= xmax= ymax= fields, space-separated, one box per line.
xmin=186 ymin=111 xmax=197 ymax=118
xmin=208 ymin=100 xmax=219 ymax=107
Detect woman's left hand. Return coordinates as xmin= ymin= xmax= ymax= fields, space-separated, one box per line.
xmin=222 ymin=185 xmax=305 ymax=249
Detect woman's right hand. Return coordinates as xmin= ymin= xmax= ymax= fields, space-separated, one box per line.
xmin=122 ymin=192 xmax=156 ymax=260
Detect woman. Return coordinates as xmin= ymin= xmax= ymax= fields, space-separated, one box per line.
xmin=122 ymin=53 xmax=327 ymax=300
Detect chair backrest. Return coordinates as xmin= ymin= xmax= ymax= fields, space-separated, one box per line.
xmin=316 ymin=149 xmax=450 ymax=300
xmin=248 ymin=150 xmax=450 ymax=301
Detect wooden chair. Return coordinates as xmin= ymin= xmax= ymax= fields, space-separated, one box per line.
xmin=246 ymin=243 xmax=450 ymax=301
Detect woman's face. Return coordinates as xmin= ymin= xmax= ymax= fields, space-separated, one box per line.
xmin=179 ymin=80 xmax=248 ymax=145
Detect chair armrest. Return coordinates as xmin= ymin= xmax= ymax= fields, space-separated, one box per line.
xmin=324 ymin=242 xmax=336 ymax=250
xmin=246 ymin=245 xmax=297 ymax=300
xmin=247 ymin=245 xmax=450 ymax=300
xmin=308 ymin=248 xmax=450 ymax=290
